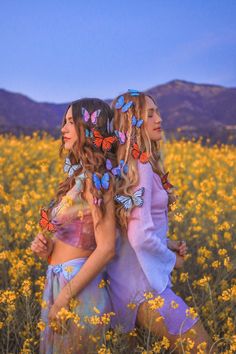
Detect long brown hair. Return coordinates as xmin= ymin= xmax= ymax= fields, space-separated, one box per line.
xmin=111 ymin=91 xmax=176 ymax=232
xmin=48 ymin=98 xmax=116 ymax=218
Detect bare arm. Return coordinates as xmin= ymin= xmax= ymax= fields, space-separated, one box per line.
xmin=50 ymin=178 xmax=116 ymax=313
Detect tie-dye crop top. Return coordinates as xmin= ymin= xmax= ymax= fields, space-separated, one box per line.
xmin=50 ymin=173 xmax=96 ymax=251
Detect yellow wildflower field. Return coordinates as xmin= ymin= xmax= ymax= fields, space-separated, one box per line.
xmin=0 ymin=133 xmax=235 ymax=353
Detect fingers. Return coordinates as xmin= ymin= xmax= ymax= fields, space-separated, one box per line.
xmin=31 ymin=239 xmax=48 ymax=253
xmin=37 ymin=233 xmax=48 ymax=245
xmin=178 ymin=240 xmax=188 ymax=256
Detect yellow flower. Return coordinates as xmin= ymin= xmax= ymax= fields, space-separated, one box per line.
xmin=171 ymin=300 xmax=179 ymax=309
xmin=127 ymin=302 xmax=137 ymax=310
xmin=186 ymin=307 xmax=198 ymax=319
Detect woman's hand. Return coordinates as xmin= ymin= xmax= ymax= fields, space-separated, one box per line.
xmin=31 ymin=233 xmax=54 ymax=259
xmin=174 ymin=254 xmax=185 ymax=269
xmin=168 ymin=239 xmax=188 ymax=256
xmin=48 ymin=295 xmax=70 ymax=333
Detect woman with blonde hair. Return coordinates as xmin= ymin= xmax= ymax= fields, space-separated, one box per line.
xmin=107 ymin=90 xmax=213 ymax=352
xmin=31 ymin=98 xmax=117 ymax=353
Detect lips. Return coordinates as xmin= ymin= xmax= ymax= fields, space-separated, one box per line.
xmin=63 ymin=137 xmax=71 ymax=140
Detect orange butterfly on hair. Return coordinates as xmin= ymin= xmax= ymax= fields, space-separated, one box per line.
xmin=131 ymin=143 xmax=149 ymax=164
xmin=93 ymin=129 xmax=117 ymax=152
xmin=39 ymin=208 xmax=56 ymax=233
xmin=161 ymin=172 xmax=174 ymax=191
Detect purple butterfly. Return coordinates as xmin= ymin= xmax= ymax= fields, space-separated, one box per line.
xmin=82 ymin=107 xmax=101 ymax=125
xmin=106 ymin=159 xmax=128 ymax=177
xmin=114 ymin=130 xmax=127 ymax=144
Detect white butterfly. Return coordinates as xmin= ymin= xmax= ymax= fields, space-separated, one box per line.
xmin=114 ymin=187 xmax=145 ymax=210
xmin=64 ymin=157 xmax=81 ymax=177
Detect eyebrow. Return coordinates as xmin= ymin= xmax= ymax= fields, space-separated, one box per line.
xmin=66 ymin=116 xmax=73 ymax=121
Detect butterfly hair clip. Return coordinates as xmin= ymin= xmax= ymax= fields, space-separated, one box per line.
xmin=115 ymin=95 xmax=134 ymax=112
xmin=82 ymin=107 xmax=101 ymax=125
xmin=131 ymin=143 xmax=149 ymax=164
xmin=64 ymin=157 xmax=81 ymax=177
xmin=131 ymin=115 xmax=144 ymax=128
xmin=114 ymin=130 xmax=128 ymax=144
xmin=114 ymin=187 xmax=145 ymax=210
xmin=93 ymin=129 xmax=117 ymax=152
xmin=128 ymin=89 xmax=140 ymax=96
xmin=106 ymin=159 xmax=128 ymax=177
xmin=39 ymin=208 xmax=56 ymax=233
xmin=161 ymin=172 xmax=174 ymax=192
xmin=92 ymin=172 xmax=110 ymax=191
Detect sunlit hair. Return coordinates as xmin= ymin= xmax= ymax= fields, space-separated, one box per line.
xmin=112 ymin=91 xmax=176 ymax=233
xmin=48 ymin=98 xmax=116 ymax=220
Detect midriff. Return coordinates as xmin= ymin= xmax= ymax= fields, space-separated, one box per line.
xmin=49 ymin=238 xmax=94 ymax=265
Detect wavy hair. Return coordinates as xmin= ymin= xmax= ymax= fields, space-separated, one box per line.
xmin=111 ymin=91 xmax=176 ymax=233
xmin=48 ymin=98 xmax=116 ymax=220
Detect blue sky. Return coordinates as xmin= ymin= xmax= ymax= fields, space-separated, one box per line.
xmin=0 ymin=0 xmax=235 ymax=103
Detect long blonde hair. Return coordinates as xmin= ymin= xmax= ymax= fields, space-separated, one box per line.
xmin=111 ymin=91 xmax=176 ymax=232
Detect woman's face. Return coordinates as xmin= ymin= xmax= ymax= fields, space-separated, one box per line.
xmin=144 ymin=96 xmax=162 ymax=141
xmin=61 ymin=106 xmax=78 ymax=150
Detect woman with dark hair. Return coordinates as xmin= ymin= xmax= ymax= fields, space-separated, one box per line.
xmin=106 ymin=90 xmax=213 ymax=353
xmin=31 ymin=98 xmax=116 ymax=353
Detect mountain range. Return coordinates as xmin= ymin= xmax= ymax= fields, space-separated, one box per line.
xmin=0 ymin=79 xmax=235 ymax=144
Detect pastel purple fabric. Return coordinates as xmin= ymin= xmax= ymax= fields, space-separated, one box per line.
xmin=107 ymin=161 xmax=199 ymax=335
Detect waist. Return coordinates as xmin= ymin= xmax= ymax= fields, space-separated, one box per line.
xmin=49 ymin=239 xmax=94 ymax=265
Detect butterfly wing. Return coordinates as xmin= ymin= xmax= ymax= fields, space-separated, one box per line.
xmin=114 ymin=194 xmax=133 ymax=210
xmin=47 ymin=222 xmax=56 ymax=232
xmin=115 ymin=95 xmax=125 ymax=109
xmin=101 ymin=172 xmax=110 ymax=190
xmin=39 ymin=209 xmax=48 ymax=229
xmin=101 ymin=136 xmax=117 ymax=152
xmin=132 ymin=187 xmax=145 ymax=207
xmin=122 ymin=101 xmax=133 ymax=112
xmin=128 ymin=89 xmax=140 ymax=96
xmin=131 ymin=115 xmax=137 ymax=126
xmin=111 ymin=166 xmax=121 ymax=177
xmin=106 ymin=158 xmax=113 ymax=171
xmin=91 ymin=109 xmax=101 ymax=125
xmin=63 ymin=157 xmax=71 ymax=174
xmin=131 ymin=143 xmax=140 ymax=160
xmin=92 ymin=173 xmax=101 ymax=190
xmin=68 ymin=164 xmax=79 ymax=177
xmin=93 ymin=130 xmax=103 ymax=148
xmin=81 ymin=107 xmax=90 ymax=122
xmin=139 ymin=152 xmax=149 ymax=164
xmin=136 ymin=119 xmax=144 ymax=128
xmin=115 ymin=130 xmax=126 ymax=144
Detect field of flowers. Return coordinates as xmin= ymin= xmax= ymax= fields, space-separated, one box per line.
xmin=0 ymin=133 xmax=235 ymax=353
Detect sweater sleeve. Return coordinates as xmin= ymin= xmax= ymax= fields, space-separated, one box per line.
xmin=127 ymin=162 xmax=176 ymax=293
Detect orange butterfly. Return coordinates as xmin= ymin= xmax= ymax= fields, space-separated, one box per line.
xmin=131 ymin=143 xmax=149 ymax=164
xmin=93 ymin=130 xmax=117 ymax=151
xmin=161 ymin=172 xmax=174 ymax=191
xmin=39 ymin=208 xmax=56 ymax=232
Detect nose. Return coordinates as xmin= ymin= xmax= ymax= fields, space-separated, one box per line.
xmin=61 ymin=124 xmax=67 ymax=134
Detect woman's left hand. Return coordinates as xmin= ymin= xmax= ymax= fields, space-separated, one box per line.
xmin=167 ymin=239 xmax=188 ymax=256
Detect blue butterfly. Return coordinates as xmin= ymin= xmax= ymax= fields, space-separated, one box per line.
xmin=106 ymin=159 xmax=128 ymax=177
xmin=132 ymin=115 xmax=144 ymax=128
xmin=85 ymin=128 xmax=93 ymax=138
xmin=114 ymin=187 xmax=145 ymax=210
xmin=128 ymin=89 xmax=140 ymax=96
xmin=115 ymin=95 xmax=133 ymax=112
xmin=64 ymin=157 xmax=81 ymax=177
xmin=92 ymin=172 xmax=110 ymax=190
